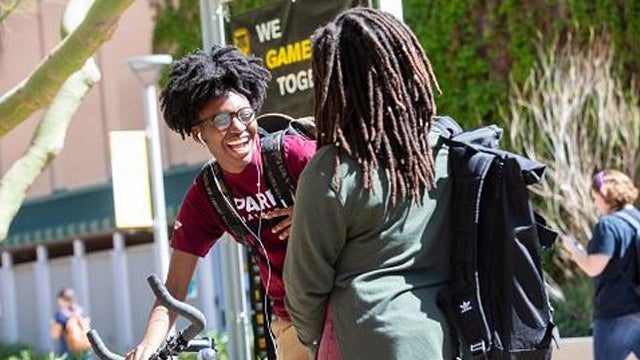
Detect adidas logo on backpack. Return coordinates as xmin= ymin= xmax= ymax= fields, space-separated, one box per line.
xmin=459 ymin=300 xmax=472 ymax=314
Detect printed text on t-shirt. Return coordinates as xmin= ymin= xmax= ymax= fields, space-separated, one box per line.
xmin=233 ymin=189 xmax=286 ymax=222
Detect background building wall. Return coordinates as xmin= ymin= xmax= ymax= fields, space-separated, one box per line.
xmin=125 ymin=244 xmax=156 ymax=344
xmin=14 ymin=264 xmax=38 ymax=345
xmin=0 ymin=0 xmax=207 ymax=197
xmin=0 ymin=0 xmax=214 ymax=353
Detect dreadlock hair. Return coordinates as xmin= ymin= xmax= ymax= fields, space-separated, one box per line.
xmin=160 ymin=45 xmax=272 ymax=139
xmin=312 ymin=7 xmax=441 ymax=206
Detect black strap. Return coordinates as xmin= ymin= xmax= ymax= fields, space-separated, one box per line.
xmin=438 ymin=145 xmax=496 ymax=359
xmin=201 ymin=162 xmax=253 ymax=248
xmin=260 ymin=130 xmax=296 ymax=208
xmin=615 ymin=210 xmax=640 ymax=234
xmin=612 ymin=209 xmax=640 ymax=298
xmin=202 ymin=162 xmax=283 ymax=276
xmin=432 ymin=116 xmax=463 ymax=138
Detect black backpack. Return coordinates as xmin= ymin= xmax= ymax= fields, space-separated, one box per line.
xmin=434 ymin=116 xmax=559 ymax=360
xmin=612 ymin=209 xmax=640 ymax=298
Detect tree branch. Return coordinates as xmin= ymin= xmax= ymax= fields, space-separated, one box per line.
xmin=0 ymin=0 xmax=105 ymax=240
xmin=0 ymin=0 xmax=21 ymax=23
xmin=0 ymin=60 xmax=100 ymax=240
xmin=0 ymin=0 xmax=134 ymax=136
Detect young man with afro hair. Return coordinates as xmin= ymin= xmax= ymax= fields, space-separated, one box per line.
xmin=125 ymin=45 xmax=316 ymax=360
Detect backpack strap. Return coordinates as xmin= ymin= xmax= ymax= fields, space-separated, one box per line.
xmin=437 ymin=144 xmax=496 ymax=359
xmin=612 ymin=209 xmax=640 ymax=298
xmin=199 ymin=129 xmax=299 ymax=243
xmin=200 ymin=130 xmax=300 ymax=274
xmin=432 ymin=116 xmax=503 ymax=149
xmin=200 ymin=162 xmax=282 ymax=275
xmin=615 ymin=209 xmax=640 ymax=233
xmin=260 ymin=129 xmax=296 ymax=208
xmin=432 ymin=116 xmax=463 ymax=138
xmin=200 ymin=162 xmax=254 ymax=248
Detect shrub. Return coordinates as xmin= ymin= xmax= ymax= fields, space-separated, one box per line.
xmin=551 ymin=275 xmax=593 ymax=337
xmin=507 ymin=33 xmax=639 ymax=281
xmin=0 ymin=342 xmax=61 ymax=360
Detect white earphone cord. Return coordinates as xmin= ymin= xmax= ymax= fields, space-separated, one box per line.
xmin=255 ymin=164 xmax=279 ymax=358
xmin=206 ymin=157 xmax=279 ymax=358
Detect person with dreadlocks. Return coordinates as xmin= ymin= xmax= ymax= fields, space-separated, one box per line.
xmin=125 ymin=45 xmax=316 ymax=360
xmin=283 ymin=7 xmax=454 ymax=360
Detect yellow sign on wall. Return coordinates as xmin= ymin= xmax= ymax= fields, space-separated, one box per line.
xmin=109 ymin=131 xmax=153 ymax=229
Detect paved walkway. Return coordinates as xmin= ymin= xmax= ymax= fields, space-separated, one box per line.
xmin=553 ymin=337 xmax=639 ymax=360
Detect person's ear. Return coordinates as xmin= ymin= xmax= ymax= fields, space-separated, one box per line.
xmin=191 ymin=128 xmax=203 ymax=143
xmin=194 ymin=131 xmax=207 ymax=147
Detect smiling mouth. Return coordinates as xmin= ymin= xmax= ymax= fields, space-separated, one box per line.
xmin=226 ymin=137 xmax=251 ymax=151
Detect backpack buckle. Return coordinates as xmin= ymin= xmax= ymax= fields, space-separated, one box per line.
xmin=470 ymin=340 xmax=487 ymax=355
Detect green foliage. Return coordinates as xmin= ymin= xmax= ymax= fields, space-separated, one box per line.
xmin=404 ymin=0 xmax=501 ymax=128
xmin=210 ymin=331 xmax=229 ymax=360
xmin=152 ymin=0 xmax=203 ymax=58
xmin=228 ymin=0 xmax=272 ymax=15
xmin=150 ymin=0 xmax=272 ymax=57
xmin=551 ymin=275 xmax=593 ymax=337
xmin=404 ymin=0 xmax=640 ymax=130
xmin=152 ymin=1 xmax=640 ymax=129
xmin=177 ymin=332 xmax=229 ymax=360
xmin=0 ymin=342 xmax=63 ymax=360
xmin=151 ymin=0 xmax=272 ymax=86
xmin=151 ymin=0 xmax=203 ymax=86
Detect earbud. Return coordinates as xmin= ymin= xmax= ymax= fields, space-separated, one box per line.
xmin=197 ymin=132 xmax=205 ymax=145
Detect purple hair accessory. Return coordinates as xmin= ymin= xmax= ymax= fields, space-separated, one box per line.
xmin=594 ymin=171 xmax=605 ymax=191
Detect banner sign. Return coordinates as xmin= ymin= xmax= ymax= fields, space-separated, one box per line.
xmin=229 ymin=0 xmax=352 ymax=117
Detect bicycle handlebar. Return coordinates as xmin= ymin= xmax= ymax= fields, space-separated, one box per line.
xmin=88 ymin=274 xmax=210 ymax=360
xmin=87 ymin=329 xmax=124 ymax=360
xmin=146 ymin=274 xmax=206 ymax=341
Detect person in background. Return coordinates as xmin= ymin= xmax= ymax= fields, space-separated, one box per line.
xmin=284 ymin=7 xmax=454 ymax=360
xmin=125 ymin=45 xmax=316 ymax=360
xmin=562 ymin=170 xmax=640 ymax=360
xmin=50 ymin=287 xmax=88 ymax=357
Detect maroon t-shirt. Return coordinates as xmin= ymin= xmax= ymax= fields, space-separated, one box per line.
xmin=171 ymin=135 xmax=316 ymax=318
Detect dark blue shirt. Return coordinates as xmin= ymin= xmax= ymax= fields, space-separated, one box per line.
xmin=54 ymin=305 xmax=83 ymax=354
xmin=588 ymin=208 xmax=640 ymax=318
xmin=55 ymin=309 xmax=70 ymax=354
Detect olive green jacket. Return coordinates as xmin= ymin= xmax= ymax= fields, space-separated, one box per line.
xmin=284 ymin=129 xmax=454 ymax=359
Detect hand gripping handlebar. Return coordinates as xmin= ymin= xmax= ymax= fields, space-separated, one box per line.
xmin=87 ymin=274 xmax=210 ymax=360
xmin=146 ymin=274 xmax=206 ymax=341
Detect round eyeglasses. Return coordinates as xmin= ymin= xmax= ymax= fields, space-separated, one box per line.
xmin=200 ymin=107 xmax=256 ymax=131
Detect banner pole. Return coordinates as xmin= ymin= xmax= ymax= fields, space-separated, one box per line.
xmin=199 ymin=2 xmax=252 ymax=360
xmin=378 ymin=0 xmax=404 ymax=21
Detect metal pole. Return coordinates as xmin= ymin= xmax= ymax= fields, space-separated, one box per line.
xmin=1 ymin=252 xmax=18 ymax=343
xmin=35 ymin=246 xmax=53 ymax=351
xmin=197 ymin=251 xmax=218 ymax=333
xmin=72 ymin=239 xmax=91 ymax=316
xmin=214 ymin=2 xmax=227 ymax=46
xmin=199 ymin=2 xmax=252 ymax=360
xmin=111 ymin=232 xmax=134 ymax=349
xmin=200 ymin=0 xmax=227 ymax=47
xmin=199 ymin=0 xmax=215 ymax=49
xmin=219 ymin=236 xmax=252 ymax=360
xmin=143 ymin=83 xmax=171 ymax=280
xmin=378 ymin=0 xmax=404 ymax=21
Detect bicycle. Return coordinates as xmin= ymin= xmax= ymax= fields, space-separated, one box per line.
xmin=87 ymin=274 xmax=217 ymax=360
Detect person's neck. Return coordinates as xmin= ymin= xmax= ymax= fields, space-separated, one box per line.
xmin=220 ymin=163 xmax=249 ymax=174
